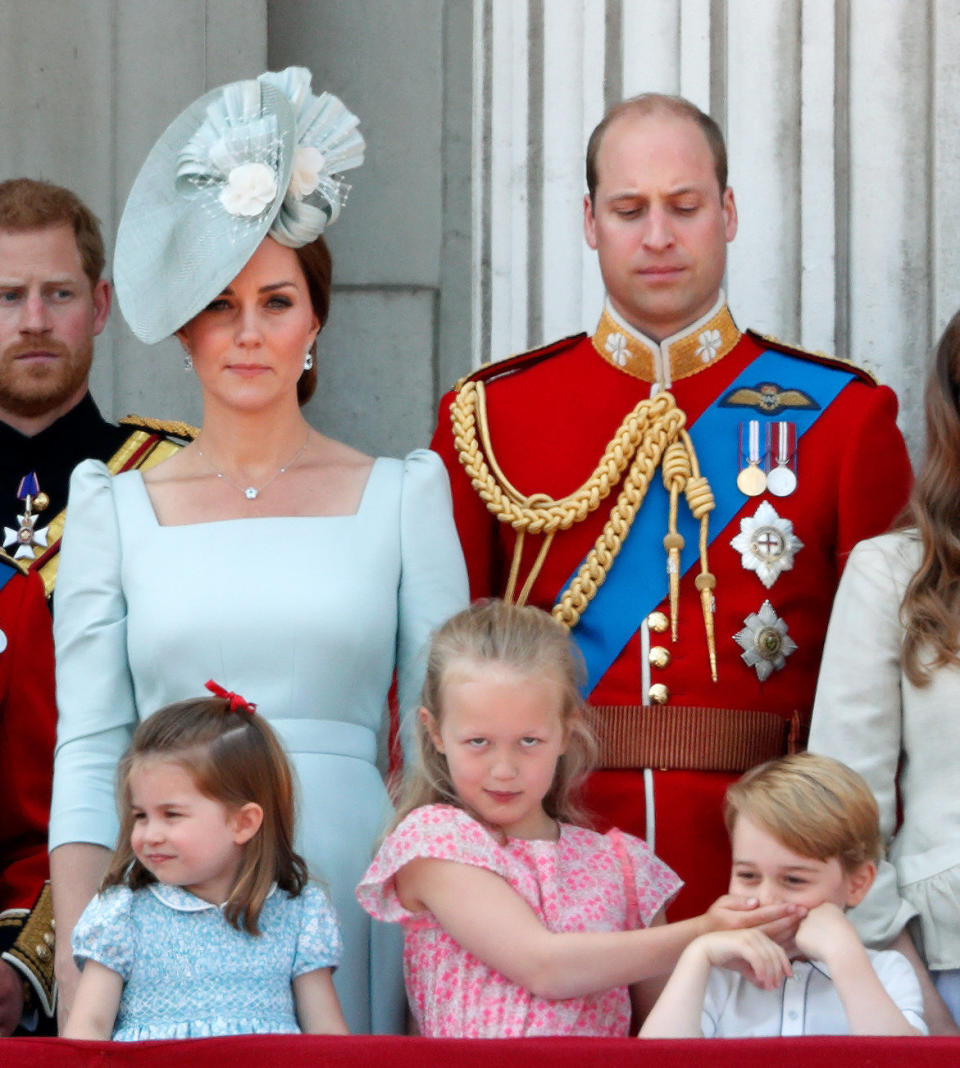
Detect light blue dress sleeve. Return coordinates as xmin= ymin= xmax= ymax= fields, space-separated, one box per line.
xmin=395 ymin=449 xmax=469 ymax=758
xmin=50 ymin=460 xmax=138 ymax=851
xmin=72 ymin=886 xmax=136 ymax=979
xmin=292 ymin=884 xmax=344 ymax=976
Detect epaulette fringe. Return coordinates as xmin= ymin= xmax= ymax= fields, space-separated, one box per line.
xmin=454 ymin=333 xmax=587 ymax=392
xmin=746 ymin=329 xmax=878 ymax=385
xmin=119 ymin=414 xmax=199 ymax=440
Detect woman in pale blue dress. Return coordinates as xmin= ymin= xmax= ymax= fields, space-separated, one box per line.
xmin=48 ymin=67 xmax=467 ymax=1035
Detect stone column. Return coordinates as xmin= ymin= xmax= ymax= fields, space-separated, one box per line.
xmin=472 ymin=0 xmax=960 ymax=460
xmin=0 ymin=0 xmax=266 ymax=426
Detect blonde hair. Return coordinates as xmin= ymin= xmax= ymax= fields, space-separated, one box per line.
xmin=102 ymin=697 xmax=307 ymax=934
xmin=393 ymin=600 xmax=597 ymax=829
xmin=724 ymin=752 xmax=883 ymax=873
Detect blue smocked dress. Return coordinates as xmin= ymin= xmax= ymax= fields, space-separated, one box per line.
xmin=72 ymin=883 xmax=341 ymax=1038
xmin=50 ymin=450 xmax=468 ymax=1034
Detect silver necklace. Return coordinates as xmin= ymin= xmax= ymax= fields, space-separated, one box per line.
xmin=197 ymin=432 xmax=310 ymax=500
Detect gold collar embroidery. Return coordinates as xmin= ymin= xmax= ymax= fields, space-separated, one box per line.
xmin=592 ymin=301 xmax=741 ymax=386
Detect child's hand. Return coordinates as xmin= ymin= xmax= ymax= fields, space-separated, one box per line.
xmin=794 ymin=902 xmax=858 ymax=963
xmin=697 ymin=928 xmax=793 ymax=990
xmin=703 ymin=893 xmax=806 ymax=945
xmin=640 ymin=927 xmax=795 ymax=1039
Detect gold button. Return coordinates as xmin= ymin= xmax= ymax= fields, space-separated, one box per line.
xmin=35 ymin=944 xmax=51 ymax=962
xmin=649 ymin=645 xmax=671 ymax=669
xmin=648 ymin=683 xmax=669 ymax=705
xmin=43 ymin=931 xmax=55 ymax=947
xmin=647 ymin=610 xmax=669 ymax=633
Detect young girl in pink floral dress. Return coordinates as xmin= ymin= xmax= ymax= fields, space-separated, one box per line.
xmin=357 ymin=602 xmax=804 ymax=1037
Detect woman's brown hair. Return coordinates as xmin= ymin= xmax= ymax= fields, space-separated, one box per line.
xmin=392 ymin=600 xmax=598 ymax=832
xmin=294 ymin=235 xmax=332 ymax=407
xmin=102 ymin=697 xmax=307 ymax=934
xmin=900 ymin=310 xmax=960 ymax=684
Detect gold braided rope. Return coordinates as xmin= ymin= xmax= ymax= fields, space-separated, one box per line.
xmin=661 ymin=435 xmax=718 ymax=680
xmin=451 ymin=380 xmax=719 ymax=672
xmin=453 ymin=379 xmax=681 ymax=531
xmin=450 ymin=380 xmax=719 ymax=675
xmin=551 ymin=407 xmax=684 ymax=628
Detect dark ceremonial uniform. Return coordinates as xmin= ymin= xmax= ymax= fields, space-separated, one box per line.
xmin=431 ymin=302 xmax=912 ymax=918
xmin=0 ymin=551 xmax=56 ymax=1027
xmin=0 ymin=394 xmax=126 ymax=542
xmin=1 ymin=396 xmax=194 ymax=597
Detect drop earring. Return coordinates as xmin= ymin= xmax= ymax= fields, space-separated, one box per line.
xmin=183 ymin=350 xmax=193 ymax=371
xmin=303 ymin=348 xmax=314 ymax=372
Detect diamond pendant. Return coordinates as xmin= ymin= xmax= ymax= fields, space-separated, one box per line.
xmin=244 ymin=487 xmax=258 ymax=500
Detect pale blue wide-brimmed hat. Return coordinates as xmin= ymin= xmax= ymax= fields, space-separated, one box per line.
xmin=114 ymin=67 xmax=364 ymax=344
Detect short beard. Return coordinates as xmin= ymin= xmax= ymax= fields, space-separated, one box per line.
xmin=0 ymin=340 xmax=93 ymax=419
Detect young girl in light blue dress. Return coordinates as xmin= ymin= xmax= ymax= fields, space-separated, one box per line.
xmin=64 ymin=684 xmax=348 ymax=1040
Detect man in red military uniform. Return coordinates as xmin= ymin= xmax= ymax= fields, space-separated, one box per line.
xmin=431 ymin=95 xmax=911 ymax=920
xmin=0 ymin=550 xmax=56 ymax=1034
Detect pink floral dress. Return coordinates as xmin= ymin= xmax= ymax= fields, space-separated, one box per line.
xmin=356 ymin=804 xmax=681 ymax=1037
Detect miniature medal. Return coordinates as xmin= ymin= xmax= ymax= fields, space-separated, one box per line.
xmin=734 ymin=600 xmax=797 ymax=681
xmin=2 ymin=472 xmax=50 ymax=560
xmin=766 ymin=421 xmax=798 ymax=497
xmin=736 ymin=420 xmax=767 ymax=496
xmin=730 ymin=500 xmax=803 ymax=589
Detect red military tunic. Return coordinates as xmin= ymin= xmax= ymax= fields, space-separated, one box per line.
xmin=431 ymin=301 xmax=912 ymax=918
xmin=0 ymin=552 xmax=56 ymax=1019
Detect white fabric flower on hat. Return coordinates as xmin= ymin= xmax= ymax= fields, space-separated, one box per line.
xmin=219 ymin=162 xmax=278 ymax=217
xmin=288 ymin=145 xmax=327 ymax=200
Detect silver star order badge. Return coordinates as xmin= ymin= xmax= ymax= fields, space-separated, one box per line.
xmin=730 ymin=500 xmax=803 ymax=589
xmin=3 ymin=512 xmax=49 ymax=560
xmin=734 ymin=600 xmax=797 ymax=682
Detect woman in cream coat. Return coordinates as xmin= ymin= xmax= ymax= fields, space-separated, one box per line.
xmin=809 ymin=311 xmax=960 ymax=1034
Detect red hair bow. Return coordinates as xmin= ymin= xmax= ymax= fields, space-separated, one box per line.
xmin=205 ymin=679 xmax=257 ymax=715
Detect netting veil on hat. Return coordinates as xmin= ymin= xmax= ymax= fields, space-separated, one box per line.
xmin=114 ymin=67 xmax=364 ymax=345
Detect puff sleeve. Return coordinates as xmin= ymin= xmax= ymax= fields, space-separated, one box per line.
xmin=394 ymin=450 xmax=468 ymax=758
xmin=605 ymin=829 xmax=682 ymax=928
xmin=292 ymin=884 xmax=344 ymax=976
xmin=50 ymin=460 xmax=138 ymax=851
xmin=357 ymin=805 xmax=509 ymax=925
xmin=72 ymin=886 xmax=136 ymax=979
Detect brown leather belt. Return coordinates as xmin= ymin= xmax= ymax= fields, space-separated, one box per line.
xmin=586 ymin=704 xmax=800 ymax=773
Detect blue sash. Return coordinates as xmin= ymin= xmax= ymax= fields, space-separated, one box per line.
xmin=567 ymin=349 xmax=854 ymax=695
xmin=0 ymin=559 xmax=15 ymax=593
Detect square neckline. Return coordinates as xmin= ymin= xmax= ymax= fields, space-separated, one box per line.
xmin=128 ymin=456 xmax=384 ymax=528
